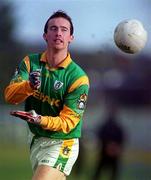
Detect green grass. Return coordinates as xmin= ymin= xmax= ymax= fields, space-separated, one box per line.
xmin=0 ymin=144 xmax=151 ymax=180
xmin=0 ymin=144 xmax=32 ymax=180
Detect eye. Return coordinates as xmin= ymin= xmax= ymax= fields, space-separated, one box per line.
xmin=50 ymin=26 xmax=57 ymax=31
xmin=61 ymin=27 xmax=68 ymax=32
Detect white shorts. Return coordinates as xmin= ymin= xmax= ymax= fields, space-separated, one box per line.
xmin=28 ymin=131 xmax=79 ymax=176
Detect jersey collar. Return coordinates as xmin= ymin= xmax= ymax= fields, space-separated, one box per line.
xmin=40 ymin=51 xmax=72 ymax=68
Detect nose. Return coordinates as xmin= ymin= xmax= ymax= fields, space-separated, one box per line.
xmin=56 ymin=28 xmax=62 ymax=36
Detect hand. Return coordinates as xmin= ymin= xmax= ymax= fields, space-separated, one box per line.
xmin=29 ymin=69 xmax=41 ymax=89
xmin=10 ymin=110 xmax=41 ymax=124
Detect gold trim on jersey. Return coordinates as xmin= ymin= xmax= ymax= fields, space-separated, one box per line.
xmin=40 ymin=51 xmax=72 ymax=68
xmin=68 ymin=76 xmax=89 ymax=93
xmin=24 ymin=56 xmax=30 ymax=73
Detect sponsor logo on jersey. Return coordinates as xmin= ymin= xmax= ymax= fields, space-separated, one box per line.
xmin=54 ymin=80 xmax=63 ymax=90
xmin=33 ymin=91 xmax=61 ymax=107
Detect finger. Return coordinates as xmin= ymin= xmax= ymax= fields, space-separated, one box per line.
xmin=10 ymin=113 xmax=28 ymax=120
xmin=34 ymin=77 xmax=41 ymax=82
xmin=10 ymin=111 xmax=30 ymax=116
xmin=10 ymin=111 xmax=33 ymax=120
xmin=27 ymin=119 xmax=34 ymax=123
xmin=30 ymin=71 xmax=41 ymax=77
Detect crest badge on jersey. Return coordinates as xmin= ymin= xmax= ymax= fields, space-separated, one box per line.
xmin=78 ymin=93 xmax=88 ymax=110
xmin=54 ymin=80 xmax=63 ymax=90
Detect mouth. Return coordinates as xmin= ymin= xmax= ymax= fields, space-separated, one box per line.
xmin=54 ymin=39 xmax=63 ymax=44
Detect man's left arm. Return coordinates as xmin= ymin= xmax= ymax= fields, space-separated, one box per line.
xmin=40 ymin=82 xmax=89 ymax=133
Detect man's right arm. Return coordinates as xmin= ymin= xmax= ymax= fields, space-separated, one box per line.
xmin=4 ymin=81 xmax=34 ymax=104
xmin=4 ymin=56 xmax=34 ymax=104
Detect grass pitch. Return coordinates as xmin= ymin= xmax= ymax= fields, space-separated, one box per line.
xmin=0 ymin=144 xmax=151 ymax=180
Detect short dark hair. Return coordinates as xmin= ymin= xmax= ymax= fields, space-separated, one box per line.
xmin=44 ymin=10 xmax=74 ymax=35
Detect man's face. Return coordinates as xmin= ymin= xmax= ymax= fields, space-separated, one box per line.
xmin=43 ymin=17 xmax=74 ymax=50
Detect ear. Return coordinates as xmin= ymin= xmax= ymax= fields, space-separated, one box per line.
xmin=69 ymin=35 xmax=74 ymax=43
xmin=43 ymin=33 xmax=47 ymax=42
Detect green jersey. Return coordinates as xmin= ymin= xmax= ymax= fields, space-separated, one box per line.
xmin=5 ymin=51 xmax=89 ymax=139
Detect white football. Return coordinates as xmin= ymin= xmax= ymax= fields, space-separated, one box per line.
xmin=114 ymin=19 xmax=147 ymax=54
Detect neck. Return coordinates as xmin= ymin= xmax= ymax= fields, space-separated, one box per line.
xmin=46 ymin=49 xmax=68 ymax=67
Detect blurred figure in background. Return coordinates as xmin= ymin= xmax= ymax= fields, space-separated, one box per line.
xmin=92 ymin=103 xmax=125 ymax=180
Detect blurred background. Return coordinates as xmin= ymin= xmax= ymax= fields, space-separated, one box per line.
xmin=0 ymin=0 xmax=151 ymax=179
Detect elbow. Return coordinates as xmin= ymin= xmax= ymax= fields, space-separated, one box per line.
xmin=4 ymin=95 xmax=18 ymax=105
xmin=62 ymin=119 xmax=79 ymax=134
xmin=4 ymin=89 xmax=18 ymax=105
xmin=62 ymin=127 xmax=72 ymax=134
xmin=4 ymin=92 xmax=11 ymax=104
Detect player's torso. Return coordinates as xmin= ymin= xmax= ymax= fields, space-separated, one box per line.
xmin=26 ymin=56 xmax=71 ymax=116
xmin=37 ymin=68 xmax=67 ymax=112
xmin=25 ymin=53 xmax=84 ymax=116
